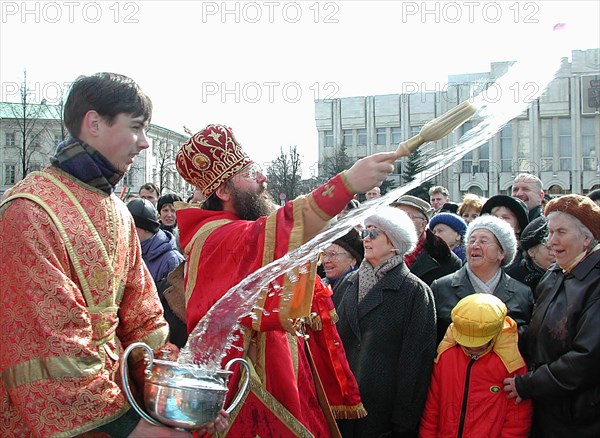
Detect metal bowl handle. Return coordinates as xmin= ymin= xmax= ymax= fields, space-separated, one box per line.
xmin=223 ymin=357 xmax=251 ymax=414
xmin=121 ymin=342 xmax=162 ymax=426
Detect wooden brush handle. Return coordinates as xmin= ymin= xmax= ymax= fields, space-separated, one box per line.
xmin=394 ymin=101 xmax=476 ymax=159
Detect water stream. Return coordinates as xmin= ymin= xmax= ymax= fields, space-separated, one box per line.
xmin=178 ymin=32 xmax=567 ymax=370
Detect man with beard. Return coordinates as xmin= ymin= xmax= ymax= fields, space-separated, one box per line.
xmin=174 ymin=124 xmax=398 ymax=437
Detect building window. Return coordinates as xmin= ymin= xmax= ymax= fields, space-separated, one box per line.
xmin=4 ymin=164 xmax=16 ymax=185
xmin=558 ymin=118 xmax=571 ymax=171
xmin=29 ymin=163 xmax=42 ymax=173
xmin=376 ymin=128 xmax=386 ymax=145
xmin=342 ymin=130 xmax=352 ymax=147
xmin=582 ymin=117 xmax=598 ymax=171
xmin=541 ymin=119 xmax=553 ymax=171
xmin=357 ymin=129 xmax=367 ymax=146
xmin=5 ymin=132 xmax=15 ymax=146
xmin=462 ymin=151 xmax=473 ymax=173
xmin=324 ymin=130 xmax=333 ymax=147
xmin=479 ymin=142 xmax=490 ymax=173
xmin=391 ymin=127 xmax=402 ymax=144
xmin=411 ymin=126 xmax=421 ymax=136
xmin=500 ymin=124 xmax=513 ymax=172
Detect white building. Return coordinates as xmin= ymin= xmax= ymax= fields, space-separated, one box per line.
xmin=0 ymin=102 xmax=193 ymax=198
xmin=315 ymin=48 xmax=600 ymax=200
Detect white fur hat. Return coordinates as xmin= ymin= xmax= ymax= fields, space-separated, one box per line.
xmin=364 ymin=206 xmax=418 ymax=256
xmin=466 ymin=215 xmax=517 ymax=266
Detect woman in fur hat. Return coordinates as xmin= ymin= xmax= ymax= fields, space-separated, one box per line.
xmin=322 ymin=228 xmax=364 ymax=292
xmin=504 ymin=194 xmax=600 ymax=437
xmin=430 ymin=215 xmax=534 ymax=348
xmin=333 ymin=206 xmax=437 ymax=438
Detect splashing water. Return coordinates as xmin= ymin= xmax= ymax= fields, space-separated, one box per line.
xmin=178 ymin=28 xmax=568 ymax=370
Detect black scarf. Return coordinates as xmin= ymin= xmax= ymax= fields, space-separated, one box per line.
xmin=50 ymin=137 xmax=123 ymax=195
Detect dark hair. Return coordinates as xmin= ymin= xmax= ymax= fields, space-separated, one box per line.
xmin=64 ymin=72 xmax=152 ymax=137
xmin=202 ymin=180 xmax=234 ymax=211
xmin=588 ymin=189 xmax=600 ymax=202
xmin=139 ymin=182 xmax=160 ymax=196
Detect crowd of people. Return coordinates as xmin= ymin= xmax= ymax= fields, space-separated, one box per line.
xmin=1 ymin=71 xmax=599 ymax=438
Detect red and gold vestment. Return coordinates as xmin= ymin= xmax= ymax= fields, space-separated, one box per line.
xmin=0 ymin=168 xmax=169 ymax=437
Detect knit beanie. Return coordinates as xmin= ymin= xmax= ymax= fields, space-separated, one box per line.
xmin=429 ymin=213 xmax=467 ymax=237
xmin=127 ymin=198 xmax=160 ymax=233
xmin=364 ymin=206 xmax=418 ymax=256
xmin=519 ymin=216 xmax=548 ymax=251
xmin=545 ymin=194 xmax=600 ymax=240
xmin=466 ymin=215 xmax=517 ymax=266
xmin=157 ymin=193 xmax=183 ymax=212
xmin=333 ymin=228 xmax=364 ymax=263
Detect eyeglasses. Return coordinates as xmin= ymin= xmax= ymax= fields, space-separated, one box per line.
xmin=360 ymin=228 xmax=382 ymax=240
xmin=238 ymin=163 xmax=263 ymax=181
xmin=322 ymin=249 xmax=351 ymax=260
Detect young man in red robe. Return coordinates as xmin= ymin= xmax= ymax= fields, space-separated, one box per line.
xmin=175 ymin=124 xmax=399 ymax=437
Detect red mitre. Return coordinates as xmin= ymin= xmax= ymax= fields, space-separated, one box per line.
xmin=176 ymin=124 xmax=253 ymax=199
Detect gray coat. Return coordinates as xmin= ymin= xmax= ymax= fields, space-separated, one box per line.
xmin=333 ymin=262 xmax=436 ymax=438
xmin=430 ymin=265 xmax=534 ymax=347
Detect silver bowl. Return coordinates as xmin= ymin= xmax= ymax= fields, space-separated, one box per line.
xmin=122 ymin=342 xmax=250 ymax=431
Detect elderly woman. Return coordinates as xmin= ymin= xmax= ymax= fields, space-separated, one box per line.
xmin=333 ymin=207 xmax=437 ymax=438
xmin=503 ymin=195 xmax=600 ymax=437
xmin=429 ymin=212 xmax=467 ymax=262
xmin=431 ymin=215 xmax=534 ymax=345
xmin=321 ymin=228 xmax=364 ymax=291
xmin=505 ymin=216 xmax=556 ymax=297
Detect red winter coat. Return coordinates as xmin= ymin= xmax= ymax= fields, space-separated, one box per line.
xmin=420 ymin=337 xmax=532 ymax=437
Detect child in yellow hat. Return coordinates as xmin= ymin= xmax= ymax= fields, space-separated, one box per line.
xmin=419 ymin=294 xmax=532 ymax=437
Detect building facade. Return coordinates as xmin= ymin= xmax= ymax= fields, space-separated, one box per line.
xmin=315 ymin=48 xmax=600 ymax=201
xmin=0 ymin=102 xmax=193 ymax=198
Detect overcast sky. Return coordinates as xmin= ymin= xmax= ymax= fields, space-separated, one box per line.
xmin=1 ymin=1 xmax=598 ymax=175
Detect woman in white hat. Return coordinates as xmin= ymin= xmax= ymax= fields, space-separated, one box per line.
xmin=333 ymin=206 xmax=436 ymax=438
xmin=430 ymin=215 xmax=534 ymax=346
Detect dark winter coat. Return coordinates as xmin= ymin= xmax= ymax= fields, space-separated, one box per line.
xmin=430 ymin=266 xmax=534 ymax=347
xmin=141 ymin=229 xmax=184 ymax=283
xmin=515 ymin=250 xmax=600 ymax=437
xmin=410 ymin=229 xmax=462 ymax=286
xmin=505 ymin=255 xmax=548 ymax=300
xmin=333 ymin=263 xmax=437 ymax=438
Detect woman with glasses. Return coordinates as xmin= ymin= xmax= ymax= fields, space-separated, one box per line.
xmin=333 ymin=207 xmax=437 ymax=438
xmin=322 ymin=228 xmax=364 ymax=292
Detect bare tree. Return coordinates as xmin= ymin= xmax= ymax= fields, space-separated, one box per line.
xmin=3 ymin=70 xmax=54 ymax=179
xmin=266 ymin=146 xmax=303 ymax=202
xmin=153 ymin=129 xmax=179 ymax=194
xmin=321 ymin=143 xmax=352 ymax=178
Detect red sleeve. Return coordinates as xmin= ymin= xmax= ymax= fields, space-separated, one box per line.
xmin=418 ymin=359 xmax=442 ymax=437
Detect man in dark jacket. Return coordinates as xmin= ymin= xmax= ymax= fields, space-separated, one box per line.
xmin=392 ymin=195 xmax=462 ymax=286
